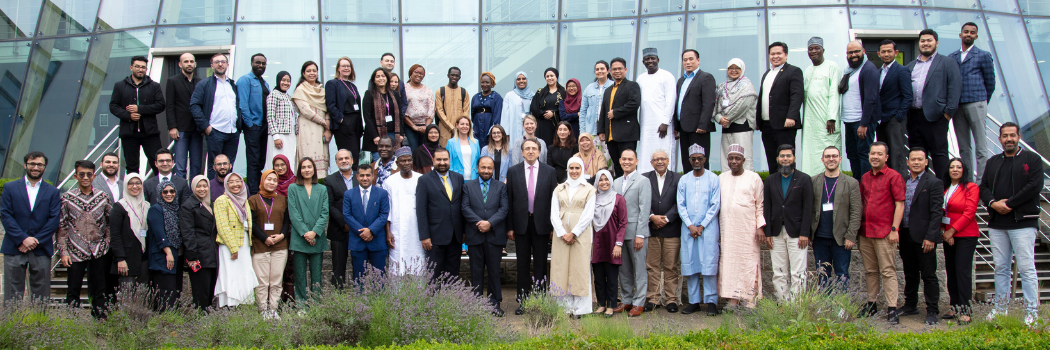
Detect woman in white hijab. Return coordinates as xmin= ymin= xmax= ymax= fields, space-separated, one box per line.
xmin=714 ymin=58 xmax=757 ymax=172
xmin=549 ymin=157 xmax=596 ymax=317
xmin=110 ymin=173 xmax=150 ymax=286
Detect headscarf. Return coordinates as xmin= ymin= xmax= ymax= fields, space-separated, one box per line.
xmin=717 ymin=58 xmax=757 ymax=119
xmin=274 ymin=71 xmax=291 ymax=93
xmin=575 ymin=132 xmax=602 ymax=178
xmin=414 ymin=124 xmax=441 ymax=171
xmin=563 ymin=78 xmax=582 ymax=114
xmin=592 ymin=169 xmax=617 ymax=232
xmin=223 ymin=173 xmax=250 ymax=223
xmin=292 ymin=78 xmax=327 ymax=113
xmin=191 ymin=175 xmax=212 ymax=214
xmin=259 ymin=169 xmax=277 ymax=199
xmin=157 ymin=181 xmax=182 ymax=247
xmin=117 ymin=173 xmax=149 ymax=249
xmin=511 ymin=71 xmax=535 ymax=100
xmin=480 ymin=72 xmax=496 ymax=88
xmin=272 ymin=155 xmax=295 ymax=197
xmin=564 ymin=157 xmax=586 ymax=188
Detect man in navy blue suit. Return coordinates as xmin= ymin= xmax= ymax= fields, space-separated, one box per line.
xmin=343 ymin=164 xmax=390 ymax=281
xmin=875 ymin=39 xmax=914 ymax=173
xmin=416 ymin=148 xmax=464 ymax=280
xmin=462 ymin=156 xmax=509 ymax=316
xmin=1 ymin=151 xmax=62 ymax=301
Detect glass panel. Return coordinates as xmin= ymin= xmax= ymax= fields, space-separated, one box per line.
xmin=154 ymin=25 xmax=232 ymax=47
xmin=768 ymin=7 xmax=850 ymax=73
xmin=4 ymin=36 xmax=90 ymax=182
xmin=97 ymin=0 xmax=161 ymax=30
xmin=922 ymin=0 xmax=980 ymax=10
xmin=0 ymin=40 xmax=33 ymax=171
xmin=641 ymin=0 xmax=685 ymax=15
xmin=849 ymin=7 xmax=925 ymax=30
xmin=67 ymin=29 xmax=153 ymax=180
xmin=482 ymin=0 xmax=557 ymax=23
xmin=636 ymin=15 xmax=684 ymax=78
xmin=767 ymin=0 xmax=841 ymax=6
xmin=985 ymin=15 xmax=1048 ymax=130
xmin=321 ymin=0 xmax=398 ymax=23
xmin=982 ymin=0 xmax=1020 ymax=14
xmin=322 ymin=25 xmax=400 ymax=93
xmin=482 ymin=23 xmax=557 ymax=95
xmin=1026 ymin=18 xmax=1050 ymax=108
xmin=0 ymin=0 xmax=43 ymax=39
xmin=559 ymin=19 xmax=636 ymax=89
xmin=1019 ymin=0 xmax=1050 ymax=16
xmin=561 ymin=0 xmax=639 ymax=20
xmin=236 ymin=0 xmax=318 ymax=22
xmin=402 ymin=0 xmax=479 ymax=24
xmin=37 ymin=0 xmax=100 ymax=36
xmin=689 ymin=0 xmax=763 ymax=11
xmin=847 ymin=0 xmax=916 ymax=5
xmin=159 ymin=0 xmax=235 ymax=25
xmin=403 ymin=25 xmax=479 ymax=93
xmin=925 ymin=10 xmax=1013 ymax=125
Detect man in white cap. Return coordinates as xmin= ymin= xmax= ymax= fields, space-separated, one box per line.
xmin=718 ymin=144 xmax=766 ymax=307
xmin=636 ymin=47 xmax=678 ymax=174
xmin=676 ymin=144 xmax=721 ymax=316
xmin=800 ymin=36 xmax=842 ymax=175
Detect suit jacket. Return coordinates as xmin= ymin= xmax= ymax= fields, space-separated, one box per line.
xmin=142 ymin=174 xmax=191 ymax=205
xmin=756 ymin=63 xmax=804 ymax=131
xmin=596 ymin=79 xmax=642 ymax=142
xmin=415 ymin=170 xmax=464 ymax=246
xmin=906 ymin=53 xmax=962 ymax=122
xmin=343 ymin=186 xmax=390 ymax=252
xmin=190 ymin=75 xmax=242 ymax=132
xmin=324 ymin=171 xmax=355 ymax=241
xmin=179 ymin=196 xmax=219 ymax=268
xmin=810 ymin=173 xmax=863 ymax=246
xmin=898 ymin=171 xmax=944 ymax=243
xmin=613 ymin=172 xmax=652 ymax=239
xmin=324 ymin=78 xmax=363 ymax=131
xmin=855 ymin=60 xmax=884 ymax=127
xmin=763 ymin=170 xmax=814 ymax=238
xmin=0 ymin=179 xmax=62 ymax=256
xmin=92 ymin=175 xmax=123 ymax=202
xmin=462 ymin=178 xmax=509 ymax=246
xmin=506 ymin=161 xmax=558 ymax=236
xmin=674 ymin=69 xmax=717 ymax=133
xmin=644 ymin=170 xmax=681 ymax=238
xmin=948 ymin=46 xmax=996 ymax=103
xmin=878 ymin=61 xmax=913 ymax=123
xmin=109 ymin=203 xmax=145 ymax=275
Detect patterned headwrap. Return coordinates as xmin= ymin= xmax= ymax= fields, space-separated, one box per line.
xmin=727 ymin=144 xmax=745 ymax=156
xmin=689 ymin=144 xmax=706 ymax=156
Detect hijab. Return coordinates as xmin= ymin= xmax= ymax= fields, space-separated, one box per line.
xmin=563 ymin=78 xmax=582 ymax=114
xmin=592 ymin=170 xmax=617 ymax=232
xmin=718 ymin=58 xmax=757 ymax=117
xmin=223 ymin=173 xmax=250 ymax=223
xmin=274 ymin=71 xmax=291 ymax=93
xmin=272 ymin=155 xmax=295 ymax=197
xmin=564 ymin=157 xmax=586 ymax=189
xmin=191 ymin=175 xmax=212 ymax=214
xmin=259 ymin=169 xmax=277 ymax=199
xmin=117 ymin=173 xmax=149 ymax=249
xmin=511 ymin=71 xmax=535 ymax=100
xmin=575 ymin=132 xmax=601 ymax=178
xmin=414 ymin=124 xmax=441 ymax=171
xmin=157 ymin=181 xmax=182 ymax=247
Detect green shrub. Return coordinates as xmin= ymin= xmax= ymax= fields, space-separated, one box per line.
xmin=726 ymin=272 xmax=871 ymax=336
xmin=519 ymin=285 xmax=565 ymax=332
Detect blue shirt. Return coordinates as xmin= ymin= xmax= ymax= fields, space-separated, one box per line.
xmin=677 ymin=70 xmax=696 ymax=119
xmin=236 ymin=73 xmax=269 ymax=128
xmin=781 ymin=171 xmax=793 ymax=198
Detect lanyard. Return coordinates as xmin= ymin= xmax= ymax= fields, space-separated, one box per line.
xmin=339 ymin=80 xmax=358 ymax=102
xmin=824 ymin=177 xmax=839 ymax=204
xmin=583 ymin=151 xmax=595 ymax=172
xmin=260 ymin=197 xmax=273 ymax=221
xmin=127 ymin=204 xmax=144 ymax=228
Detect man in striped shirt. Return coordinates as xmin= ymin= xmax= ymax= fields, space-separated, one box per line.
xmin=57 ymin=160 xmax=113 ymax=319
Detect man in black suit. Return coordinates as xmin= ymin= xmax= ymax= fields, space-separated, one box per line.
xmin=462 ymin=156 xmax=510 ymax=316
xmin=324 ymin=149 xmax=356 ymax=288
xmin=762 ymin=144 xmax=813 ymax=302
xmin=506 ymin=138 xmax=558 ymax=315
xmin=757 ymin=42 xmax=805 ymax=173
xmin=875 ymin=39 xmax=914 ymax=173
xmin=898 ymin=147 xmax=944 ymax=325
xmin=642 ymin=149 xmax=682 ymax=313
xmin=416 ymin=148 xmax=464 ymax=280
xmin=906 ymin=29 xmax=961 ymax=180
xmin=142 ymin=149 xmax=190 ymax=205
xmin=597 ymin=57 xmax=642 ymax=177
xmin=675 ymin=49 xmax=716 ymax=172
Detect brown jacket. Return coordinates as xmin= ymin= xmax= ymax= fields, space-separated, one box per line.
xmin=248 ymin=195 xmax=291 ymax=254
xmin=810 ymin=173 xmax=863 ymax=246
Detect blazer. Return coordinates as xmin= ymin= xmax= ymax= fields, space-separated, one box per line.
xmin=878 ymin=61 xmax=913 ymax=123
xmin=462 ymin=178 xmax=509 ymax=246
xmin=92 ymin=175 xmax=123 ymax=202
xmin=190 ymin=75 xmax=242 ymax=132
xmin=979 ymin=148 xmax=1044 ymax=224
xmin=0 ymin=178 xmax=61 ymax=256
xmin=146 ymin=204 xmax=178 ymax=274
xmin=415 ymin=170 xmax=464 ymax=246
xmin=342 ymin=186 xmax=390 ymax=252
xmin=674 ymin=69 xmax=717 ymax=133
xmin=943 ymin=182 xmax=980 ymax=238
xmin=613 ymin=172 xmax=652 ymax=239
xmin=596 ymin=79 xmax=642 ymax=142
xmin=948 ymin=45 xmax=996 ymax=104
xmin=854 ymin=60 xmax=884 ymax=127
xmin=324 ymin=78 xmax=363 ymax=131
xmin=644 ymin=170 xmax=681 ymax=238
xmin=905 ymin=53 xmax=962 ymax=122
xmin=324 ymin=171 xmax=355 ymax=242
xmin=756 ymin=63 xmax=804 ymax=131
xmin=166 ymin=73 xmax=201 ymax=133
xmin=763 ymin=171 xmax=814 ymax=238
xmin=109 ymin=203 xmax=145 ymax=275
xmin=810 ymin=173 xmax=863 ymax=246
xmin=506 ymin=161 xmax=558 ymax=236
xmin=447 ymin=137 xmax=481 ymax=181
xmin=143 ymin=174 xmax=191 ymax=205
xmin=179 ymin=196 xmax=219 ymax=268
xmin=898 ymin=171 xmax=944 ymax=243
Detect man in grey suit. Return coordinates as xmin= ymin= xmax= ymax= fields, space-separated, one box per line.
xmin=92 ymin=152 xmax=123 ymax=201
xmin=906 ymin=29 xmax=961 ymax=180
xmin=462 ymin=156 xmax=509 ymax=317
xmin=612 ymin=149 xmax=652 ymax=317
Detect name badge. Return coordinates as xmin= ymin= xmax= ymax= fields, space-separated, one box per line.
xmin=385 ymin=115 xmax=393 ymax=123
xmin=942 ymin=217 xmax=951 ymax=225
xmin=264 ymin=223 xmax=275 ymax=231
xmin=243 ymin=221 xmax=249 ymax=229
xmin=822 ymin=203 xmax=833 ymax=211
xmin=353 ymin=104 xmax=360 ymax=111
xmin=722 ymin=99 xmax=730 ymax=107
xmin=138 ymin=229 xmax=147 ymax=237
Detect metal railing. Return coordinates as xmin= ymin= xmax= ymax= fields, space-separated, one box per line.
xmin=56 ymin=125 xmax=123 ymax=190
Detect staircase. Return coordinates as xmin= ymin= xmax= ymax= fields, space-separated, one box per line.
xmin=49 ymin=263 xmax=88 ymax=305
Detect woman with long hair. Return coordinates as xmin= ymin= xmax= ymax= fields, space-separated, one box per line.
xmin=447 ymin=115 xmax=480 ymax=181
xmin=549 ymin=121 xmax=579 ymax=183
xmin=413 ymin=124 xmax=441 ymax=174
xmin=294 ymin=61 xmax=331 ymax=174
xmin=266 ymin=71 xmax=297 ymax=164
xmin=941 ymin=158 xmax=979 ymax=324
xmin=214 ymin=173 xmax=259 ymax=307
xmin=481 ymin=124 xmax=511 ymax=182
xmin=249 ymin=170 xmax=290 ymax=318
xmin=580 ymin=61 xmax=613 ymax=137
xmin=529 ymin=67 xmax=565 ymax=145
xmin=472 ymin=72 xmax=503 ymax=148
xmin=404 ymin=64 xmax=434 ymax=150
xmin=363 ymin=67 xmax=401 ymax=154
xmin=287 ymin=157 xmax=330 ymax=302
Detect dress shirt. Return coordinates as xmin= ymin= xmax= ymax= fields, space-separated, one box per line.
xmin=361 ymin=186 xmax=370 ymax=212
xmin=525 ymin=160 xmax=538 ymax=213
xmin=880 ymin=62 xmax=891 ymax=88
xmin=902 ymin=171 xmax=923 ymax=228
xmin=340 ymin=172 xmax=354 ymax=191
xmin=654 ymin=170 xmax=666 ymax=196
xmin=621 ymin=171 xmax=634 ymax=194
xmin=959 ymin=45 xmax=972 ymax=62
xmin=105 ymin=176 xmax=121 ymax=201
xmin=26 ymin=176 xmax=40 ymax=211
xmin=860 ymin=166 xmax=905 ymax=238
xmin=677 ymin=70 xmax=696 ymax=119
xmin=761 ymin=64 xmax=784 ymax=121
xmin=210 ymin=77 xmax=238 ymax=133
xmin=910 ymin=55 xmax=935 ymax=109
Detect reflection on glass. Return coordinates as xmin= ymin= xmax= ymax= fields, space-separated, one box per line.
xmin=847 ymin=0 xmax=915 ymax=5
xmin=323 ymin=25 xmax=400 ymax=93
xmin=4 ymin=36 xmax=90 ymax=181
xmin=689 ymin=0 xmax=763 ymax=11
xmin=1 ymin=0 xmax=44 ymax=39
xmin=402 ymin=0 xmax=479 ymax=23
xmin=322 ymin=0 xmax=398 ymax=23
xmin=562 ymin=0 xmax=639 ymax=19
xmin=159 ymin=0 xmax=235 ymax=25
xmin=636 ymin=15 xmax=684 ymax=78
xmin=482 ymin=23 xmax=556 ymax=94
xmin=985 ymin=15 xmax=1048 ymax=128
xmin=768 ymin=7 xmax=849 ymax=72
xmin=37 ymin=0 xmax=100 ymax=36
xmin=767 ymin=0 xmax=839 ymax=6
xmin=559 ymin=20 xmax=635 ymax=86
xmin=923 ymin=0 xmax=981 ymax=10
xmin=482 ymin=0 xmax=557 ymax=23
xmin=154 ymin=25 xmax=233 ymax=47
xmin=849 ymin=7 xmax=925 ymax=30
xmin=641 ymin=0 xmax=685 ymax=14
xmin=982 ymin=0 xmax=1021 ymax=14
xmin=1020 ymin=0 xmax=1050 ymax=16
xmin=925 ymin=10 xmax=1014 ymax=124
xmin=1026 ymin=18 xmax=1050 ymax=108
xmin=97 ymin=0 xmax=162 ymax=30
xmin=0 ymin=40 xmax=32 ymax=171
xmin=403 ymin=25 xmax=479 ymax=93
xmin=237 ymin=0 xmax=319 ymax=22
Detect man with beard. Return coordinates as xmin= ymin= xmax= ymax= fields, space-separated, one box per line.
xmin=875 ymin=40 xmax=913 ymax=173
xmin=906 ymin=29 xmax=961 ymax=180
xmin=92 ymin=152 xmax=123 ymax=201
xmin=383 ymin=147 xmax=425 ymax=275
xmin=809 ymin=146 xmax=862 ymax=290
xmin=236 ymin=53 xmax=270 ymax=195
xmin=191 ymin=53 xmax=241 ymax=179
xmin=635 ymin=48 xmax=678 ymax=174
xmin=209 ymin=154 xmax=232 ymax=201
xmin=758 ymin=42 xmax=804 ymax=174
xmin=762 ymin=144 xmax=813 ymax=301
xmin=462 ymin=156 xmax=509 ymax=316
xmin=948 ymin=22 xmax=995 ymax=184
xmin=416 ymin=148 xmax=464 ymax=280
xmin=110 ymin=56 xmax=166 ymax=176
xmin=371 ymin=136 xmax=397 ymax=186
xmin=2 ymin=152 xmax=62 ymax=302
xmin=325 ymin=149 xmax=356 ymax=287
xmin=839 ymin=40 xmax=882 ymax=182
xmin=143 ymin=149 xmax=191 ymax=205
xmin=342 ymin=164 xmax=390 ymax=281
xmin=167 ymin=52 xmax=203 ymax=178
xmin=799 ymin=37 xmax=841 ymax=176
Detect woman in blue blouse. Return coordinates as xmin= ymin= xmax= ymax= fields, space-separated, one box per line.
xmin=472 ymin=72 xmax=503 ymax=148
xmin=447 ymin=115 xmax=481 ymax=181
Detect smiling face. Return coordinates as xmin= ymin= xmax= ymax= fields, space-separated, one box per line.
xmin=619 ymin=149 xmax=637 ymax=174
xmin=156 ymin=153 xmax=174 ymax=174
xmin=427 ymin=127 xmax=440 ymax=142
xmin=357 ymin=167 xmax=373 ymax=188
xmin=919 ymin=34 xmax=939 ymax=57
xmin=597 ymin=174 xmax=611 ymax=191
xmin=101 ymin=155 xmax=119 ymax=177
xmin=273 ymin=158 xmax=287 ymax=176
xmin=380 ymin=55 xmax=395 ymax=70
xmin=377 ymin=138 xmax=394 ymax=160
xmin=480 ymin=74 xmax=493 ymax=93
xmin=338 ymin=58 xmax=353 ymax=80
xmin=727 ymin=64 xmax=741 ymax=80
xmin=299 ymin=160 xmax=315 ymax=179
xmin=822 ymin=148 xmax=840 ymax=172
xmin=868 ymin=144 xmax=888 ymax=169
xmin=373 ymin=70 xmax=387 ymax=89
xmin=1000 ymin=125 xmax=1020 ymax=153
xmin=566 ymin=80 xmax=578 ymax=95
xmin=303 ymin=63 xmax=318 ymax=83
xmin=961 ymin=24 xmax=978 ymax=46
xmin=651 ymin=150 xmax=668 ymax=173
xmin=126 ymin=177 xmax=143 ymax=197
xmin=908 ymin=150 xmax=928 ymax=175
xmin=279 ymin=74 xmax=291 ymax=91
xmin=263 ymin=173 xmax=278 ymax=193
xmin=516 ymin=74 xmax=527 ymax=89
xmin=389 ymin=75 xmax=400 ymax=91
xmin=433 ymin=150 xmax=451 ymax=173
xmin=579 ymin=135 xmax=593 ymax=152
xmin=610 ymin=61 xmax=626 ymax=80
xmin=544 ymin=71 xmax=557 ymax=87
xmin=689 ymin=153 xmax=706 ymax=170
xmin=251 ymin=55 xmax=266 ymax=77
xmin=490 ymin=126 xmax=504 ymax=144
xmin=643 ymin=55 xmax=659 ymax=72
xmin=477 ymin=157 xmax=494 ymax=181
xmin=213 ymin=155 xmax=231 ymax=178
xmin=557 ymin=124 xmax=571 ymax=142
xmin=948 ymin=160 xmax=964 ymax=182
xmin=24 ymin=156 xmax=45 ymax=180
xmin=568 ymin=162 xmax=582 ymax=180
xmin=523 ymin=118 xmax=537 ymax=135
xmin=227 ymin=175 xmax=243 ymax=194
xmin=594 ymin=63 xmax=608 ymax=81
xmin=807 ymin=44 xmax=824 ymax=63
xmin=194 ymin=179 xmax=209 ymax=199
xmin=456 ymin=117 xmax=471 ymax=137
xmin=336 ymin=150 xmax=353 ymax=172
xmin=682 ymin=51 xmax=698 ymax=73
xmin=411 ymin=66 xmax=425 ymax=84
xmin=161 ymin=185 xmax=176 ymax=203
xmin=768 ymin=46 xmax=786 ymax=67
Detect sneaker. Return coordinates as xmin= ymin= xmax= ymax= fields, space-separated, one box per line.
xmin=924 ymin=312 xmax=938 ymax=325
xmin=887 ymin=307 xmax=899 ymax=325
xmin=1024 ymin=312 xmax=1038 ymax=326
xmin=898 ymin=306 xmax=920 ymax=316
xmin=261 ymin=311 xmax=272 ymax=319
xmin=271 ymin=310 xmax=281 ymax=321
xmin=986 ymin=308 xmax=1006 ymax=321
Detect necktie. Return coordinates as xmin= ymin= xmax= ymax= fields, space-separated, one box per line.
xmin=362 ymin=188 xmax=369 ymax=212
xmin=481 ymin=181 xmax=489 ymax=203
xmin=527 ymin=165 xmax=535 ymax=213
xmin=162 ymin=176 xmax=168 ymax=182
xmin=442 ymin=175 xmax=452 ymax=200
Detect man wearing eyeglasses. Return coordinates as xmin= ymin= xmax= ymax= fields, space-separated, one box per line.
xmin=57 ymin=160 xmax=114 ymax=319
xmin=142 ymin=149 xmax=191 ymax=205
xmin=809 ymin=146 xmax=861 ymax=291
xmin=190 ymin=53 xmax=241 ymax=179
xmin=2 ymin=152 xmax=62 ymax=302
xmin=109 ymin=55 xmax=166 ymax=176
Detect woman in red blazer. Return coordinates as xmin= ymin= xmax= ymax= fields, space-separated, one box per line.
xmin=941 ymin=158 xmax=979 ymax=324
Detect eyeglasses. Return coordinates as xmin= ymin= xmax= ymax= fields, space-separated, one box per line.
xmin=26 ymin=162 xmax=45 ymax=168
xmin=161 ymin=189 xmax=177 ymax=194
xmin=212 ymin=60 xmax=228 ymax=65
xmin=127 ymin=182 xmax=142 ymax=187
xmin=76 ymin=172 xmax=93 ymax=178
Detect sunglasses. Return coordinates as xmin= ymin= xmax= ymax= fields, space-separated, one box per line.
xmin=162 ymin=189 xmax=177 ymax=194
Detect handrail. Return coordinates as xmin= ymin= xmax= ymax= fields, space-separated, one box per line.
xmin=984 ymin=113 xmax=1050 ymax=168
xmin=56 ymin=125 xmax=122 ymax=189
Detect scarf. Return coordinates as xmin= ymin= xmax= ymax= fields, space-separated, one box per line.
xmin=191 ymin=175 xmax=212 ymax=214
xmin=838 ymin=55 xmax=866 ymax=94
xmin=272 ymin=155 xmax=295 ymax=197
xmin=575 ymin=132 xmax=600 ymax=176
xmin=564 ymin=157 xmax=586 ymax=188
xmin=372 ymin=89 xmax=400 ymax=136
xmin=413 ymin=124 xmax=441 ymax=170
xmin=223 ymin=173 xmax=250 ymax=223
xmin=563 ymin=78 xmax=582 ymax=114
xmin=592 ymin=170 xmax=617 ymax=232
xmin=511 ymin=71 xmax=535 ymax=100
xmin=157 ymin=181 xmax=182 ymax=247
xmin=117 ymin=173 xmax=149 ymax=250
xmin=274 ymin=71 xmax=290 ymax=93
xmin=259 ymin=169 xmax=277 ymax=199
xmin=717 ymin=58 xmax=757 ymax=119
xmin=292 ymin=80 xmax=327 ymax=114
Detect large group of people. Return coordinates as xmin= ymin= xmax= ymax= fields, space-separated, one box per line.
xmin=0 ymin=25 xmax=1042 ymax=326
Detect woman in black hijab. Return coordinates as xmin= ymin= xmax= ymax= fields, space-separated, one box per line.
xmin=412 ymin=124 xmax=441 ymax=174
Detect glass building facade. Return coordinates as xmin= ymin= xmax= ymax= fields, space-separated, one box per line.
xmin=2 ymin=0 xmax=1049 ymax=184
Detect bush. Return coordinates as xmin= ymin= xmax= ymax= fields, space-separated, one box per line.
xmin=519 ymin=281 xmax=565 ymax=332
xmin=726 ymin=271 xmax=872 ymax=335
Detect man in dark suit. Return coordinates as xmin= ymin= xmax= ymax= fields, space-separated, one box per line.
xmin=167 ymin=52 xmax=203 ymax=178
xmin=342 ymin=164 xmax=390 ymax=282
xmin=416 ymin=148 xmax=464 ymax=280
xmin=462 ymin=156 xmax=510 ymax=316
xmin=875 ymin=39 xmax=914 ymax=173
xmin=597 ymin=57 xmax=642 ymax=177
xmin=506 ymin=138 xmax=558 ymax=315
xmin=675 ymin=49 xmax=716 ymax=172
xmin=325 ymin=149 xmax=356 ymax=287
xmin=92 ymin=152 xmax=123 ymax=201
xmin=897 ymin=147 xmax=945 ymax=325
xmin=1 ymin=152 xmax=62 ymax=302
xmin=906 ymin=29 xmax=962 ymax=180
xmin=642 ymin=149 xmax=682 ymax=313
xmin=142 ymin=149 xmax=191 ymax=205
xmin=757 ymin=42 xmax=805 ymax=173
xmin=763 ymin=144 xmax=813 ymax=302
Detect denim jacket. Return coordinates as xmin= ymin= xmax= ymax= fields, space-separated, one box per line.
xmin=236 ymin=73 xmax=269 ymax=128
xmin=579 ymin=79 xmax=614 ymax=136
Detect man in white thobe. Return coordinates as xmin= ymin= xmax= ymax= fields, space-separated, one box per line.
xmin=383 ymin=147 xmax=426 ymax=275
xmin=636 ymin=47 xmax=678 ymax=174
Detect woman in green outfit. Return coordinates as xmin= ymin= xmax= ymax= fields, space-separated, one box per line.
xmin=287 ymin=157 xmax=330 ymax=302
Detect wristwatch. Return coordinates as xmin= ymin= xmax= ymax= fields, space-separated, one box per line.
xmin=890 ymin=226 xmax=898 ymax=232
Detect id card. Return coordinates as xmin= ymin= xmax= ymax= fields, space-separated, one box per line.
xmin=722 ymin=99 xmax=730 ymax=107
xmin=385 ymin=115 xmax=393 ymax=123
xmin=138 ymin=229 xmax=147 ymax=237
xmin=942 ymin=217 xmax=951 ymax=225
xmin=822 ymin=203 xmax=833 ymax=211
xmin=353 ymin=104 xmax=360 ymax=111
xmin=264 ymin=223 xmax=275 ymax=230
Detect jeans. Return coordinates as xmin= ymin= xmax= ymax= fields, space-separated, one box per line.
xmin=350 ymin=249 xmax=387 ymax=282
xmin=404 ymin=126 xmax=424 ymax=150
xmin=206 ymin=130 xmax=240 ymax=178
xmin=243 ymin=125 xmax=267 ymax=196
xmin=988 ymin=227 xmax=1040 ymax=312
xmin=843 ymin=121 xmax=874 ymax=183
xmin=812 ymin=236 xmax=851 ymax=289
xmin=173 ymin=131 xmax=204 ymax=179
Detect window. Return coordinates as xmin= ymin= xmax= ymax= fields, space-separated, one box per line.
xmin=96 ymin=0 xmax=162 ymax=30
xmin=37 ymin=0 xmax=101 ymax=36
xmin=482 ymin=23 xmax=557 ymax=95
xmin=159 ymin=0 xmax=235 ymax=25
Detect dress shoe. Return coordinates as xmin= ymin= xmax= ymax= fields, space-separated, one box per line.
xmin=665 ymin=303 xmax=679 ymax=313
xmin=924 ymin=312 xmax=938 ymax=325
xmin=887 ymin=307 xmax=900 ymax=325
xmin=858 ymin=302 xmax=878 ymax=318
xmin=493 ymin=304 xmax=505 ymax=317
xmin=612 ymin=303 xmax=631 ymax=313
xmin=680 ymin=303 xmax=702 ymax=315
xmin=706 ymin=303 xmax=720 ymax=316
xmin=627 ymin=306 xmax=643 ymax=317
xmin=643 ymin=302 xmax=655 ymax=312
xmin=898 ymin=306 xmax=920 ymax=316
xmin=514 ymin=306 xmax=525 ymax=315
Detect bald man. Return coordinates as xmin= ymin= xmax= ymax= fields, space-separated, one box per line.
xmin=168 ymin=52 xmax=203 ymax=178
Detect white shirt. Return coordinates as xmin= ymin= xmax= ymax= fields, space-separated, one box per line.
xmin=105 ymin=176 xmax=121 ymax=201
xmin=654 ymin=170 xmax=667 ymax=196
xmin=761 ymin=64 xmax=784 ymax=121
xmin=960 ymin=45 xmax=973 ymax=62
xmin=549 ymin=181 xmax=596 ymax=237
xmin=25 ymin=176 xmax=40 ymax=211
xmin=210 ymin=77 xmax=238 ymax=134
xmin=841 ymin=69 xmax=863 ymax=123
xmin=620 ymin=171 xmax=634 ymax=194
xmin=158 ymin=172 xmax=172 ymax=183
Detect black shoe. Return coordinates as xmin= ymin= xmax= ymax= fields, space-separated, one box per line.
xmin=514 ymin=306 xmax=524 ymax=315
xmin=887 ymin=307 xmax=900 ymax=325
xmin=706 ymin=303 xmax=720 ymax=316
xmin=493 ymin=303 xmax=504 ymax=317
xmin=925 ymin=312 xmax=938 ymax=325
xmin=665 ymin=303 xmax=679 ymax=313
xmin=680 ymin=303 xmax=702 ymax=315
xmin=858 ymin=302 xmax=878 ymax=318
xmin=899 ymin=306 xmax=920 ymax=316
xmin=643 ymin=302 xmax=655 ymax=312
